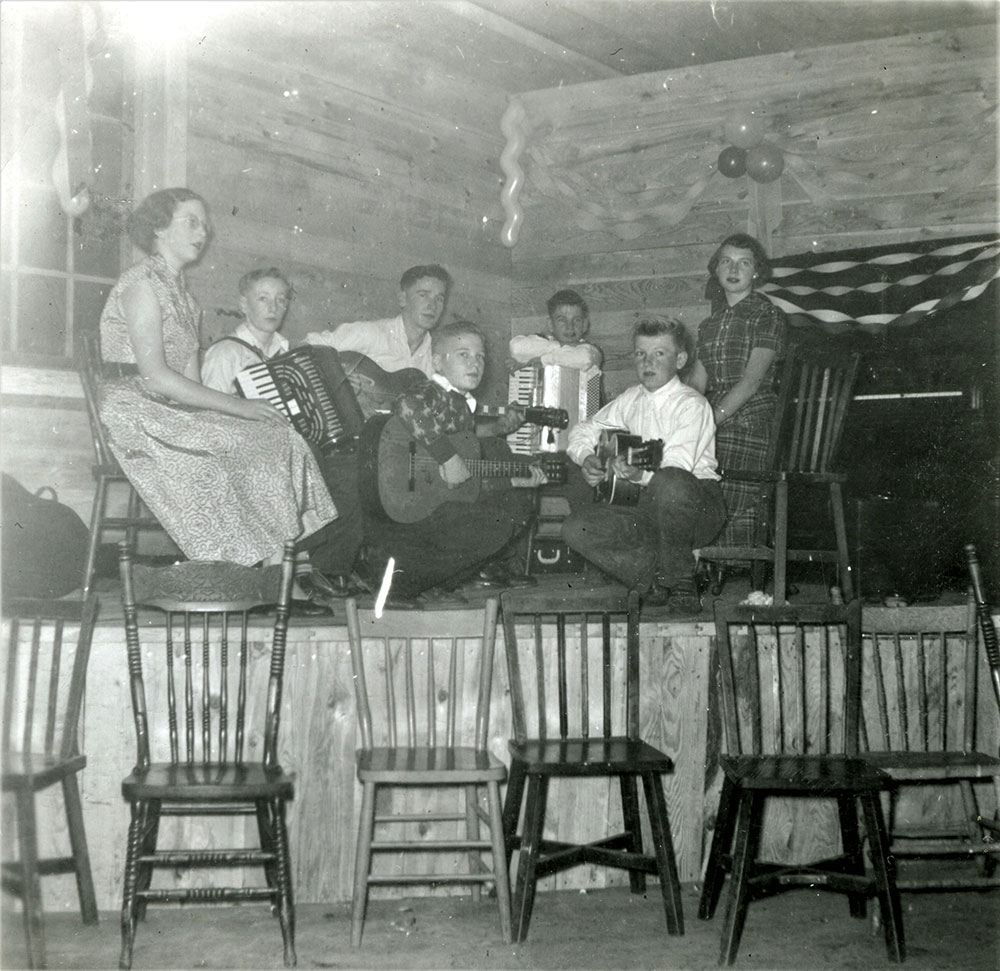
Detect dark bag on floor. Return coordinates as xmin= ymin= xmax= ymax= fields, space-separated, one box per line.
xmin=2 ymin=473 xmax=89 ymax=598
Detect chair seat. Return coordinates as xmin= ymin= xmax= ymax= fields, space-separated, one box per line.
xmin=122 ymin=762 xmax=295 ymax=800
xmin=356 ymin=746 xmax=507 ymax=783
xmin=860 ymin=750 xmax=1000 ymax=780
xmin=721 ymin=754 xmax=890 ymax=793
xmin=510 ymin=736 xmax=674 ymax=776
xmin=2 ymin=752 xmax=87 ymax=791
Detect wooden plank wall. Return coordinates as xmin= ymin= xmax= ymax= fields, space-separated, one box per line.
xmin=507 ymin=27 xmax=999 ymax=399
xmin=179 ymin=8 xmax=517 ymax=405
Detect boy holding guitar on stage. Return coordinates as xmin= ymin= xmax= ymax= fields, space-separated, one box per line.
xmin=359 ymin=320 xmax=550 ymax=604
xmin=561 ymin=316 xmax=726 ymax=614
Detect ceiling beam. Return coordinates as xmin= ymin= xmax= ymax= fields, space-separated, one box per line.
xmin=451 ymin=1 xmax=624 ymax=80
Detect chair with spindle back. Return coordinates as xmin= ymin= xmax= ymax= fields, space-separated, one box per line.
xmin=966 ymin=542 xmax=1000 ymax=845
xmin=498 ymin=588 xmax=684 ymax=943
xmin=117 ymin=540 xmax=297 ymax=969
xmin=858 ymin=594 xmax=1000 ymax=890
xmin=2 ymin=595 xmax=100 ymax=969
xmin=344 ymin=596 xmax=510 ymax=946
xmin=75 ymin=322 xmax=173 ymax=596
xmin=700 ymin=600 xmax=904 ymax=966
xmin=698 ymin=342 xmax=860 ymax=603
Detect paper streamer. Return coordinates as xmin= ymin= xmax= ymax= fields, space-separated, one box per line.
xmin=499 ymin=99 xmax=527 ymax=248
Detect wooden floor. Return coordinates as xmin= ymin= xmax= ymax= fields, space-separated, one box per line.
xmin=4 ymin=878 xmax=998 ymax=971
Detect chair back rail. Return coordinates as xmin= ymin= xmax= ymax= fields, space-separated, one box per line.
xmin=713 ymin=600 xmax=863 ymax=758
xmin=777 ymin=344 xmax=860 ymax=476
xmin=75 ymin=324 xmax=119 ymax=470
xmin=118 ymin=541 xmax=295 ymax=769
xmin=345 ymin=598 xmax=500 ymax=753
xmin=500 ymin=589 xmax=640 ymax=743
xmin=3 ymin=596 xmax=100 ymax=761
xmin=966 ymin=543 xmax=1000 ymax=714
xmin=860 ymin=601 xmax=984 ymax=754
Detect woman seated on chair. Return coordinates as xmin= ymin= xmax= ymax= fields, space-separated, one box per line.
xmin=687 ymin=233 xmax=788 ymax=547
xmin=96 ymin=187 xmax=337 ymax=568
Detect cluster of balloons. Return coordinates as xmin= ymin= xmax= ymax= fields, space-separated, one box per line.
xmin=717 ymin=112 xmax=784 ymax=184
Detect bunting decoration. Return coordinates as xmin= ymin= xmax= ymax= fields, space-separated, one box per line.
xmin=759 ymin=235 xmax=1000 ymax=334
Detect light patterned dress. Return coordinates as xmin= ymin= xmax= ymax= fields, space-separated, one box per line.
xmin=97 ymin=255 xmax=337 ymax=565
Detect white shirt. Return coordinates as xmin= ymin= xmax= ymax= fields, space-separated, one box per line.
xmin=200 ymin=322 xmax=289 ymax=393
xmin=303 ymin=315 xmax=434 ymax=377
xmin=567 ymin=375 xmax=719 ymax=482
xmin=508 ymin=334 xmax=603 ymax=374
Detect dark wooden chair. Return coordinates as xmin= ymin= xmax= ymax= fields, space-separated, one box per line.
xmin=117 ymin=540 xmax=297 ymax=969
xmin=499 ymin=588 xmax=684 ymax=943
xmin=2 ymin=595 xmax=100 ymax=969
xmin=700 ymin=600 xmax=904 ymax=966
xmin=858 ymin=596 xmax=1000 ymax=889
xmin=698 ymin=342 xmax=860 ymax=604
xmin=75 ymin=323 xmax=173 ymax=596
xmin=344 ymin=596 xmax=511 ymax=946
xmin=966 ymin=542 xmax=1000 ymax=844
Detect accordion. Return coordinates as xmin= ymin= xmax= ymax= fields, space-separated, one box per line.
xmin=507 ymin=363 xmax=602 ymax=454
xmin=235 ymin=346 xmax=366 ymax=453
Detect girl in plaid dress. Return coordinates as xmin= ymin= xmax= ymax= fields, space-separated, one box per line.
xmin=689 ymin=234 xmax=787 ymax=547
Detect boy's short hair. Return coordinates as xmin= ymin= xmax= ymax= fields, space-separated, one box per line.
xmin=431 ymin=319 xmax=485 ymax=355
xmin=238 ymin=267 xmax=293 ymax=299
xmin=400 ymin=264 xmax=453 ymax=294
xmin=633 ymin=315 xmax=694 ymax=371
xmin=546 ymin=289 xmax=588 ymax=318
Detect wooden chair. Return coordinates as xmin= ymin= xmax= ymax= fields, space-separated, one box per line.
xmin=75 ymin=323 xmax=172 ymax=596
xmin=700 ymin=600 xmax=904 ymax=966
xmin=858 ymin=596 xmax=1000 ymax=889
xmin=117 ymin=540 xmax=297 ymax=969
xmin=966 ymin=542 xmax=1000 ymax=844
xmin=344 ymin=596 xmax=511 ymax=946
xmin=2 ymin=595 xmax=100 ymax=969
xmin=499 ymin=588 xmax=684 ymax=943
xmin=698 ymin=342 xmax=861 ymax=604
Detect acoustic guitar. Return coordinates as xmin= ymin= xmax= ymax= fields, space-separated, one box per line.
xmin=360 ymin=412 xmax=567 ymax=523
xmin=593 ymin=430 xmax=664 ymax=507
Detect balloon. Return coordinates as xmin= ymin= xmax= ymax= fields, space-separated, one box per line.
xmin=723 ymin=112 xmax=764 ymax=149
xmin=745 ymin=143 xmax=785 ymax=183
xmin=717 ymin=146 xmax=747 ymax=179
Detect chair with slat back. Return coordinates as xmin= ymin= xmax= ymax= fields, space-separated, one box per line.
xmin=2 ymin=595 xmax=100 ymax=969
xmin=698 ymin=342 xmax=860 ymax=604
xmin=498 ymin=588 xmax=684 ymax=944
xmin=344 ymin=596 xmax=510 ymax=946
xmin=858 ymin=594 xmax=1000 ymax=890
xmin=700 ymin=600 xmax=904 ymax=966
xmin=966 ymin=542 xmax=1000 ymax=844
xmin=75 ymin=322 xmax=172 ymax=595
xmin=117 ymin=540 xmax=297 ymax=969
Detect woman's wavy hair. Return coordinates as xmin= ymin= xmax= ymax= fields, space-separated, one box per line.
xmin=705 ymin=233 xmax=773 ymax=306
xmin=127 ymin=188 xmax=207 ymax=254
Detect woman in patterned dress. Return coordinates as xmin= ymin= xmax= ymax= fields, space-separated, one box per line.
xmin=97 ymin=188 xmax=338 ymax=566
xmin=688 ymin=233 xmax=788 ymax=547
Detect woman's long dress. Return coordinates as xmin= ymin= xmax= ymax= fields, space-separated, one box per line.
xmin=697 ymin=290 xmax=787 ymax=547
xmin=97 ymin=255 xmax=337 ymax=565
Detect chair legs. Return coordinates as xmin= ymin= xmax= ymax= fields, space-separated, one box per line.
xmin=511 ymin=774 xmax=549 ymax=943
xmin=485 ymin=780 xmax=514 ymax=945
xmin=641 ymin=770 xmax=685 ymax=935
xmin=502 ymin=759 xmax=528 ymax=869
xmin=62 ymin=773 xmax=98 ymax=924
xmin=271 ymin=798 xmax=297 ymax=967
xmin=701 ymin=782 xmax=905 ymax=966
xmin=119 ymin=800 xmax=146 ymax=970
xmin=14 ymin=789 xmax=46 ymax=970
xmin=620 ymin=774 xmax=646 ymax=893
xmin=351 ymin=781 xmax=377 ymax=947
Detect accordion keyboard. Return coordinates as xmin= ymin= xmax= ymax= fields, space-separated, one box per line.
xmin=507 ymin=363 xmax=601 ymax=454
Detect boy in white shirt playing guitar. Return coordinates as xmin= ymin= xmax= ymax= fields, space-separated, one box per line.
xmin=562 ymin=316 xmax=726 ymax=614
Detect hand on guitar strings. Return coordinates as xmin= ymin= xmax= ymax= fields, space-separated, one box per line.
xmin=511 ymin=464 xmax=549 ymax=489
xmin=439 ymin=453 xmax=473 ymax=488
xmin=610 ymin=453 xmax=644 ymax=485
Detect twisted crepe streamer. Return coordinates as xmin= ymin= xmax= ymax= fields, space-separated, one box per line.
xmin=499 ymin=99 xmax=527 ymax=248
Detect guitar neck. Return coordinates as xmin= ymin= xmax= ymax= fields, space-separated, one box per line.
xmin=465 ymin=457 xmax=538 ymax=478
